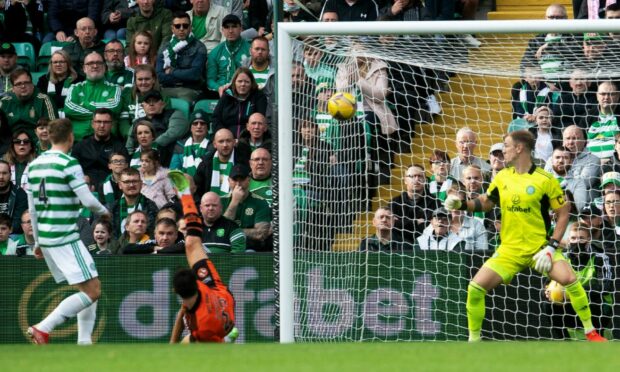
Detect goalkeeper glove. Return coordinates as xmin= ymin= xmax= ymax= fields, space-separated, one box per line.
xmin=533 ymin=239 xmax=559 ymax=273
xmin=444 ymin=195 xmax=464 ymax=211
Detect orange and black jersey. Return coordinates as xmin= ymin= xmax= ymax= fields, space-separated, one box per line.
xmin=183 ymin=259 xmax=235 ymax=342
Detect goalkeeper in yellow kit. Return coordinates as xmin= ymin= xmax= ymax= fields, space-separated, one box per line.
xmin=444 ymin=130 xmax=606 ymax=342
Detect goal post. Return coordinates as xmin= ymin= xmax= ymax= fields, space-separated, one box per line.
xmin=277 ymin=19 xmax=620 ymax=343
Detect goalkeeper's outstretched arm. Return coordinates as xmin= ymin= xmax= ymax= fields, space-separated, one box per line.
xmin=444 ymin=193 xmax=495 ymax=213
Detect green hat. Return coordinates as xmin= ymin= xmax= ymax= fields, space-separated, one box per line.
xmin=601 ymin=171 xmax=620 ymax=189
xmin=189 ymin=109 xmax=210 ymax=123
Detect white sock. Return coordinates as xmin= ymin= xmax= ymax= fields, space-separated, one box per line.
xmin=77 ymin=301 xmax=98 ymax=345
xmin=37 ymin=292 xmax=93 ymax=333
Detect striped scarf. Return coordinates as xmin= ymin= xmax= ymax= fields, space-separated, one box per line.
xmin=130 ymin=144 xmax=158 ymax=169
xmin=293 ymin=147 xmax=311 ymax=185
xmin=210 ymin=151 xmax=234 ymax=196
xmin=162 ymin=33 xmax=196 ymax=69
xmin=119 ymin=195 xmax=144 ymax=234
xmin=182 ymin=137 xmax=209 ymax=176
xmin=520 ymin=83 xmax=549 ymax=114
xmin=102 ymin=174 xmax=117 ymax=206
xmin=586 ymin=114 xmax=620 ymax=158
xmin=428 ymin=175 xmax=454 ymax=202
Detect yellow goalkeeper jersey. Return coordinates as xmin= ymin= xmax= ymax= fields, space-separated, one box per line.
xmin=487 ymin=164 xmax=565 ymax=254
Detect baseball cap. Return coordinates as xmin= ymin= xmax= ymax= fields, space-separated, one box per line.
xmin=222 ymin=14 xmax=242 ymax=26
xmin=433 ymin=207 xmax=449 ymax=218
xmin=229 ymin=164 xmax=250 ymax=179
xmin=580 ymin=201 xmax=602 ymax=217
xmin=489 ymin=143 xmax=504 ymax=155
xmin=601 ymin=171 xmax=620 ymax=189
xmin=0 ymin=43 xmax=16 ymax=56
xmin=189 ymin=109 xmax=209 ymax=123
xmin=142 ymin=90 xmax=163 ymax=102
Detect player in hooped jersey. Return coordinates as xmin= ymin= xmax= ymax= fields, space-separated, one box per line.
xmin=26 ymin=119 xmax=110 ymax=344
xmin=168 ymin=170 xmax=238 ymax=343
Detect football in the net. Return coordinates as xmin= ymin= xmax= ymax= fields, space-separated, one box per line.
xmin=546 ymin=280 xmax=565 ymax=304
xmin=327 ymin=92 xmax=356 ymax=121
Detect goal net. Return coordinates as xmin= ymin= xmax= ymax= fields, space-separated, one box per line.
xmin=276 ymin=20 xmax=620 ymax=342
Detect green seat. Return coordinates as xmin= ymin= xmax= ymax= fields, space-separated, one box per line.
xmin=170 ymin=98 xmax=190 ymax=120
xmin=193 ymin=99 xmax=219 ymax=114
xmin=13 ymin=42 xmax=36 ymax=71
xmin=37 ymin=41 xmax=71 ymax=72
xmin=31 ymin=71 xmax=46 ymax=86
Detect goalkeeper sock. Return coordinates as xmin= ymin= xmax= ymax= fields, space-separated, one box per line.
xmin=466 ymin=281 xmax=487 ymax=341
xmin=179 ymin=194 xmax=199 ymax=217
xmin=184 ymin=214 xmax=203 ymax=237
xmin=37 ymin=292 xmax=93 ymax=333
xmin=77 ymin=301 xmax=97 ymax=345
xmin=565 ymin=280 xmax=594 ymax=332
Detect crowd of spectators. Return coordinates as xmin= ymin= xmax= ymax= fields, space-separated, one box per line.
xmin=0 ymin=1 xmax=619 ymax=263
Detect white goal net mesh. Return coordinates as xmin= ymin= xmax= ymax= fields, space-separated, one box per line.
xmin=285 ymin=28 xmax=620 ymax=341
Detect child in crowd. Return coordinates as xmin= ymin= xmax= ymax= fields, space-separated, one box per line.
xmin=0 ymin=213 xmax=18 ymax=256
xmin=125 ymin=31 xmax=157 ymax=68
xmin=88 ymin=218 xmax=118 ymax=255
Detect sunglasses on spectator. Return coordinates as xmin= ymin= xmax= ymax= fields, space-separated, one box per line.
xmin=13 ymin=139 xmax=31 ymax=145
xmin=173 ymin=23 xmax=190 ymax=30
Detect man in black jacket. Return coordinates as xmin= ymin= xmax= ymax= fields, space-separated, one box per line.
xmin=193 ymin=128 xmax=250 ymax=200
xmin=200 ymin=191 xmax=246 ymax=253
xmin=388 ymin=164 xmax=438 ymax=245
xmin=62 ymin=17 xmax=106 ymax=74
xmin=72 ymin=108 xmax=129 ymax=186
xmin=0 ymin=160 xmax=27 ymax=234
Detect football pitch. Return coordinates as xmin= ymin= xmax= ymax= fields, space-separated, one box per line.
xmin=1 ymin=342 xmax=618 ymax=372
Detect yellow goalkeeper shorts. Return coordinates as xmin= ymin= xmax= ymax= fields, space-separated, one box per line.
xmin=483 ymin=245 xmax=567 ymax=284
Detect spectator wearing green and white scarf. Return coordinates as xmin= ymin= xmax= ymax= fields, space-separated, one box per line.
xmin=156 ymin=11 xmax=207 ymax=103
xmin=97 ymin=151 xmax=128 ymax=207
xmin=170 ymin=109 xmax=211 ymax=176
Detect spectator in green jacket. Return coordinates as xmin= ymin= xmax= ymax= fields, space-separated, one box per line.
xmin=104 ymin=40 xmax=135 ymax=89
xmin=63 ymin=52 xmax=125 ymax=141
xmin=0 ymin=69 xmax=57 ymax=140
xmin=206 ymin=14 xmax=250 ymax=97
xmin=127 ymin=0 xmax=174 ymax=51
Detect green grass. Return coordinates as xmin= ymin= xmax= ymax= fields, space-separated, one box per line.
xmin=1 ymin=342 xmax=619 ymax=372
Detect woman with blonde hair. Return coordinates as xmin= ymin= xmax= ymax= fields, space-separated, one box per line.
xmin=36 ymin=50 xmax=80 ymax=114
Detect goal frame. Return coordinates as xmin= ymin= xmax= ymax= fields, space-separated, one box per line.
xmin=276 ymin=19 xmax=620 ymax=344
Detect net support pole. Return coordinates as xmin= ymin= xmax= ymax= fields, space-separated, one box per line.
xmin=277 ymin=24 xmax=295 ymax=344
